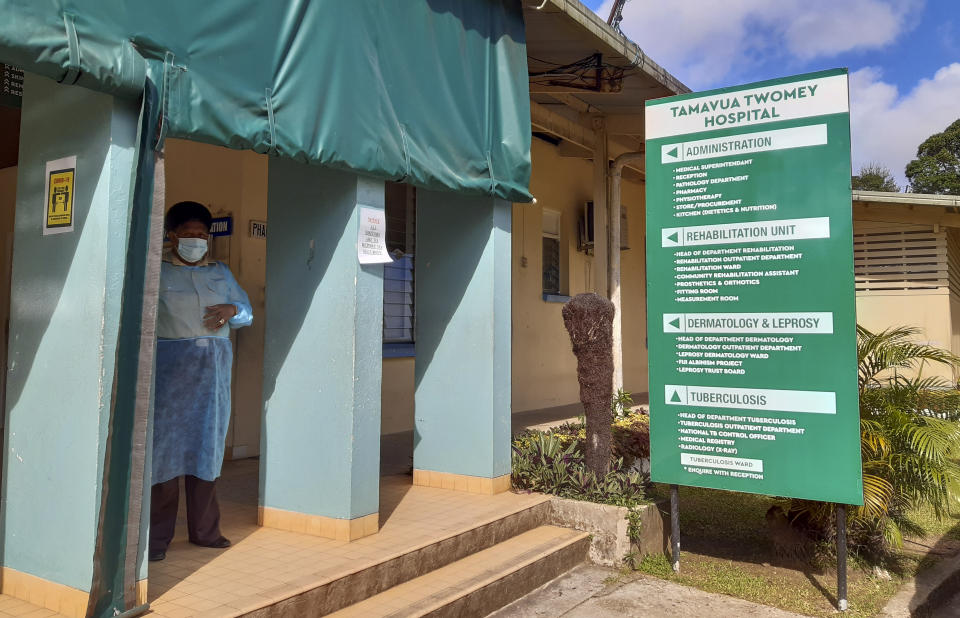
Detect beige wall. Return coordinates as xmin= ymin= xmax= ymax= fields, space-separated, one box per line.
xmin=853 ymin=220 xmax=960 ymax=382
xmin=856 ymin=293 xmax=952 ymax=349
xmin=856 ymin=293 xmax=957 ymax=382
xmin=511 ymin=140 xmax=586 ymax=412
xmin=164 ymin=139 xmax=269 ymax=457
xmin=951 ymin=297 xmax=960 ymax=362
xmin=381 ymin=357 xmax=414 ymax=434
xmin=511 ymin=137 xmax=648 ymax=413
xmin=620 ymin=175 xmax=649 ymax=400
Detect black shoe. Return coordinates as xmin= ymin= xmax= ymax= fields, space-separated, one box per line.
xmin=148 ymin=549 xmax=166 ymax=562
xmin=190 ymin=536 xmax=231 ymax=549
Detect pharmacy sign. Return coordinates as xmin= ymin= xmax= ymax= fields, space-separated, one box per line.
xmin=644 ymin=69 xmax=863 ymax=505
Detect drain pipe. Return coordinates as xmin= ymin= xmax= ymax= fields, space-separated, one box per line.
xmin=609 ymin=152 xmax=645 ymax=392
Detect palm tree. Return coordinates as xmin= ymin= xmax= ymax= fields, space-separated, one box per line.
xmin=857 ymin=326 xmax=960 ymax=546
xmin=782 ymin=326 xmax=960 ymax=557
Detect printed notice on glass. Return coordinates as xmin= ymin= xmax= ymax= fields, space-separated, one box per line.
xmin=357 ymin=206 xmax=392 ymax=264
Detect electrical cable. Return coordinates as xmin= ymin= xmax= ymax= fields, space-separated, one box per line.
xmin=528 ymin=52 xmax=635 ymax=92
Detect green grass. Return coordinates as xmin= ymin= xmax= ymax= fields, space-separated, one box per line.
xmin=635 ymin=553 xmax=672 ymax=577
xmin=634 ymin=554 xmax=903 ymax=617
xmin=630 ymin=484 xmax=960 ymax=617
xmin=905 ymin=504 xmax=960 ymax=541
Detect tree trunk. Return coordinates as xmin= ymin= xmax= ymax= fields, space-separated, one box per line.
xmin=562 ymin=293 xmax=615 ymax=477
xmin=583 ymin=400 xmax=612 ymax=476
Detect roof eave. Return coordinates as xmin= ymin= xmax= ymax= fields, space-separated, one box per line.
xmin=531 ymin=0 xmax=690 ymax=97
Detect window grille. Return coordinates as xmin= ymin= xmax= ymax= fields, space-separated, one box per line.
xmin=542 ymin=208 xmax=561 ymax=296
xmin=383 ymin=183 xmax=415 ymax=343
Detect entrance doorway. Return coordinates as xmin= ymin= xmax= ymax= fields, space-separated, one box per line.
xmin=147 ymin=139 xmax=270 ymax=585
xmin=148 ymin=141 xmax=421 ymax=599
xmin=162 ymin=138 xmax=269 ymax=464
xmin=381 ymin=181 xmax=417 ymax=476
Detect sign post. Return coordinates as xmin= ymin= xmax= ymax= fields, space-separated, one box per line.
xmin=670 ymin=484 xmax=680 ymax=574
xmin=645 ymin=69 xmax=862 ymax=609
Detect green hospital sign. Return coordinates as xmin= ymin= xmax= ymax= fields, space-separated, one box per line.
xmin=644 ymin=69 xmax=863 ymax=505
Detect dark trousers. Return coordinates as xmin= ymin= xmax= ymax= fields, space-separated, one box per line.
xmin=150 ymin=475 xmax=222 ymax=552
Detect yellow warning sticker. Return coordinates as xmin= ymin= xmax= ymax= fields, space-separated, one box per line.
xmin=46 ymin=169 xmax=74 ymax=228
xmin=43 ymin=155 xmax=77 ymax=235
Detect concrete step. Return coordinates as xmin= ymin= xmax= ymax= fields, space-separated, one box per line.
xmin=328 ymin=525 xmax=590 ymax=617
xmin=239 ymin=497 xmax=552 ymax=616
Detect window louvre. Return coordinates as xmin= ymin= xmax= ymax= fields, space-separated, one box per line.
xmin=383 ymin=183 xmax=416 ymax=343
xmin=853 ymin=221 xmax=948 ymax=293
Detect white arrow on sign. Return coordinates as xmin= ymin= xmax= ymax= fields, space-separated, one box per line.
xmin=662 ymin=228 xmax=682 ymax=246
xmin=665 ymin=385 xmax=688 ymax=405
xmin=661 ymin=143 xmax=682 ymax=164
xmin=663 ymin=314 xmax=684 ymax=332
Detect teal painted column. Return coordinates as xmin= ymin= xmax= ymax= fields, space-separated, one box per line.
xmin=260 ymin=161 xmax=384 ymax=539
xmin=414 ymin=191 xmax=512 ymax=493
xmin=1 ymin=73 xmax=139 ymax=601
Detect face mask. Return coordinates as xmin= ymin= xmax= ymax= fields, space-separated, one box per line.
xmin=177 ymin=237 xmax=208 ymax=263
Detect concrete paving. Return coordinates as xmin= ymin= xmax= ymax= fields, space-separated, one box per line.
xmin=489 ymin=565 xmax=806 ymax=618
xmin=933 ymin=588 xmax=960 ymax=618
xmin=880 ymin=542 xmax=960 ymax=617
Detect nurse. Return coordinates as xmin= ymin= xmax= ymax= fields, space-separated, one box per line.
xmin=149 ymin=201 xmax=253 ymax=562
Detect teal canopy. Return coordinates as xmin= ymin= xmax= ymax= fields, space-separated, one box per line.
xmin=0 ymin=0 xmax=532 ymax=201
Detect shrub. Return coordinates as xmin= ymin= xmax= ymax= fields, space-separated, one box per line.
xmin=511 ymin=431 xmax=646 ymax=508
xmin=512 ymin=427 xmax=579 ymax=454
xmin=525 ymin=407 xmax=650 ymax=471
xmin=779 ymin=326 xmax=960 ymax=561
xmin=612 ymin=388 xmax=634 ymax=420
xmin=612 ymin=412 xmax=650 ymax=468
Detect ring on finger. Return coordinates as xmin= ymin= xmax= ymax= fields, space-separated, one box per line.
xmin=218 ymin=318 xmax=225 ymax=326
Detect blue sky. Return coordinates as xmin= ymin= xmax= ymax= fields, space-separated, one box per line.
xmin=584 ymin=0 xmax=960 ymax=189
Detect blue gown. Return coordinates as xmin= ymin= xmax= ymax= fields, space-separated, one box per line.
xmin=152 ymin=257 xmax=253 ymax=484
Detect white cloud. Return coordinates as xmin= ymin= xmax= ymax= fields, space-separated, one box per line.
xmin=850 ymin=63 xmax=960 ymax=189
xmin=598 ymin=0 xmax=922 ymax=87
xmin=783 ymin=0 xmax=915 ymax=59
xmin=595 ymin=0 xmax=951 ymax=190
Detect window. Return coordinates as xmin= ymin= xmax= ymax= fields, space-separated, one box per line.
xmin=383 ymin=183 xmax=415 ymax=347
xmin=542 ymin=209 xmax=561 ymax=296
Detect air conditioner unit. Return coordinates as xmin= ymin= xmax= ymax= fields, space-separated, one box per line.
xmin=577 ymin=201 xmax=630 ymax=252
